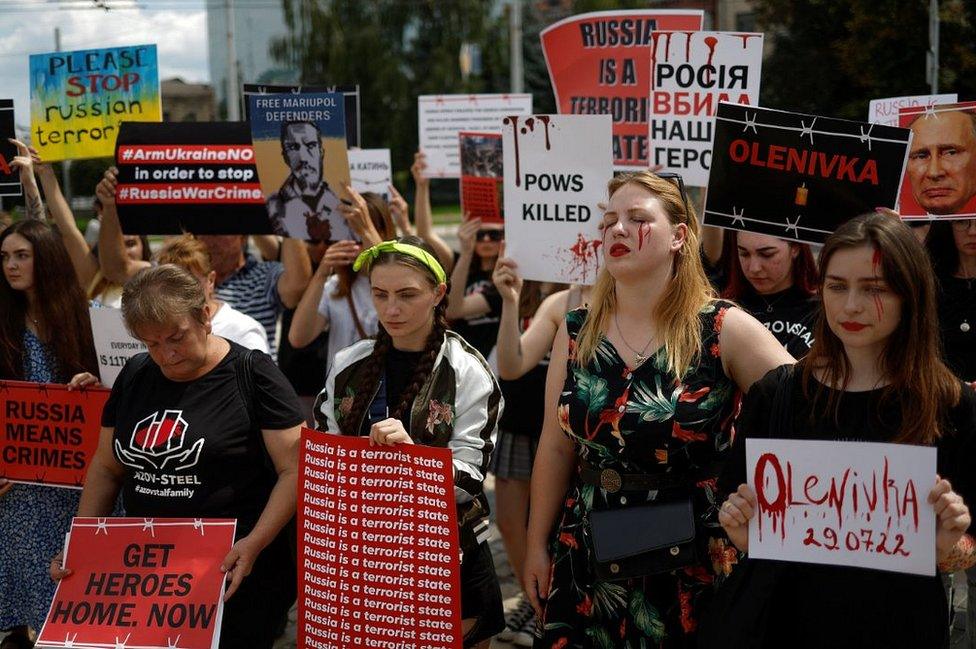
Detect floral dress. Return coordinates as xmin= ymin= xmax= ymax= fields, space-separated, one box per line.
xmin=539 ymin=303 xmax=741 ymax=649
xmin=0 ymin=330 xmax=81 ymax=632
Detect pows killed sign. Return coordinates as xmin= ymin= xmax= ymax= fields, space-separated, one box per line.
xmin=36 ymin=518 xmax=236 ymax=649
xmin=650 ymin=31 xmax=763 ymax=187
xmin=746 ymin=439 xmax=936 ymax=575
xmin=503 ymin=114 xmax=612 ymax=285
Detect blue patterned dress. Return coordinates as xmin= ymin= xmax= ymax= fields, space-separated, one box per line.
xmin=0 ymin=330 xmax=82 ymax=632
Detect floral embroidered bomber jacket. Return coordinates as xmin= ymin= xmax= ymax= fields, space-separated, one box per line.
xmin=313 ymin=331 xmax=503 ymax=551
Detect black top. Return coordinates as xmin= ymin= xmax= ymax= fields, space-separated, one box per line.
xmin=103 ymin=342 xmax=304 ymax=536
xmin=720 ymin=365 xmax=976 ymax=649
xmin=736 ymin=286 xmax=818 ymax=359
xmin=277 ymin=307 xmax=329 ymax=396
xmin=498 ymin=314 xmax=548 ymax=438
xmin=451 ymin=254 xmax=502 ymax=359
xmin=385 ymin=346 xmax=423 ymax=420
xmin=936 ymin=275 xmax=976 ymax=381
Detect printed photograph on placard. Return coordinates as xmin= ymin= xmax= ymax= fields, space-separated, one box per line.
xmin=459 ymin=132 xmax=503 ymax=223
xmin=898 ymin=102 xmax=976 ymax=220
xmin=249 ymin=91 xmax=353 ymax=242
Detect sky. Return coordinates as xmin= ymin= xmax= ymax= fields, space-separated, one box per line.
xmin=0 ymin=0 xmax=210 ymax=135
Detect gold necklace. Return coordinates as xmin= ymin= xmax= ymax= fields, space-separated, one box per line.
xmin=614 ymin=311 xmax=655 ymax=366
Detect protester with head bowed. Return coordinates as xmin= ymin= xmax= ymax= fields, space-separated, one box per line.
xmin=523 ymin=171 xmax=793 ymax=647
xmin=314 ymin=236 xmax=504 ymax=648
xmin=51 ymin=264 xmax=304 ymax=649
xmin=926 ymin=219 xmax=976 ymax=381
xmin=0 ymin=219 xmax=100 ymax=648
xmin=721 ymin=231 xmax=819 ymax=358
xmin=93 ymin=167 xmax=312 ymax=356
xmin=714 ymin=213 xmax=976 ymax=648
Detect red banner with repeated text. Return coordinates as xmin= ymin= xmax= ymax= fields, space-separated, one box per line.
xmin=298 ymin=429 xmax=462 ymax=649
xmin=540 ymin=9 xmax=704 ymax=170
xmin=0 ymin=380 xmax=108 ymax=488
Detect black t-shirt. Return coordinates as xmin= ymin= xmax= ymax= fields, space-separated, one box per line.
xmin=498 ymin=315 xmax=548 ymax=438
xmin=450 ymin=254 xmax=502 ymax=359
xmin=936 ymin=275 xmax=976 ymax=381
xmin=102 ymin=342 xmax=304 ymax=536
xmin=277 ymin=307 xmax=329 ymax=396
xmin=736 ymin=286 xmax=818 ymax=358
xmin=355 ymin=346 xmax=424 ymax=436
xmin=721 ymin=365 xmax=976 ymax=649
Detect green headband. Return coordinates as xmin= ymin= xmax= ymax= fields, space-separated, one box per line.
xmin=352 ymin=240 xmax=447 ymax=284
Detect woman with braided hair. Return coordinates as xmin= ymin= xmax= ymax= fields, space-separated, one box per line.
xmin=313 ymin=235 xmax=505 ymax=648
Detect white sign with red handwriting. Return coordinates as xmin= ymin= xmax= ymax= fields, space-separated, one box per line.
xmin=746 ymin=438 xmax=936 ymax=576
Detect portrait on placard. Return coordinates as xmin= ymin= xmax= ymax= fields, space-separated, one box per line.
xmin=460 ymin=132 xmax=503 ymax=223
xmin=899 ymin=102 xmax=976 ymax=219
xmin=249 ymin=92 xmax=353 ymax=242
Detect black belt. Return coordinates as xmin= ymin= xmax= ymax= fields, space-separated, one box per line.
xmin=578 ymin=461 xmax=682 ymax=494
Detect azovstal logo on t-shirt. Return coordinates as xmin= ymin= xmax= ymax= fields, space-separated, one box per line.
xmin=115 ymin=409 xmax=204 ymax=474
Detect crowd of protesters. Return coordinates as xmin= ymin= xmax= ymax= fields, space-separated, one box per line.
xmin=2 ymin=126 xmax=976 ymax=649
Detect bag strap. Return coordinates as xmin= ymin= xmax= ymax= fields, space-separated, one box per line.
xmin=346 ymin=292 xmax=368 ymax=339
xmin=234 ymin=348 xmax=257 ymax=425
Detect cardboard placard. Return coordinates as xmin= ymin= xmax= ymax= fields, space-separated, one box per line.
xmin=90 ymin=307 xmax=146 ymax=388
xmin=114 ymin=122 xmax=271 ymax=235
xmin=503 ymin=114 xmax=612 ymax=285
xmin=868 ymin=93 xmax=957 ymax=127
xmin=649 ymin=31 xmax=764 ymax=187
xmin=242 ymin=84 xmax=361 ymax=148
xmin=704 ymin=103 xmax=912 ymax=245
xmin=249 ymin=92 xmax=353 ymax=242
xmin=417 ymin=94 xmax=533 ymax=178
xmin=459 ymin=132 xmax=503 ymax=223
xmin=746 ymin=439 xmax=936 ymax=576
xmin=0 ymin=99 xmax=20 ymax=197
xmin=36 ymin=517 xmax=236 ymax=649
xmin=539 ymin=9 xmax=704 ymax=170
xmin=298 ymin=430 xmax=462 ymax=648
xmin=897 ymin=102 xmax=976 ymax=220
xmin=29 ymin=45 xmax=161 ymax=161
xmin=348 ymin=148 xmax=392 ymax=201
xmin=0 ymin=380 xmax=109 ymax=488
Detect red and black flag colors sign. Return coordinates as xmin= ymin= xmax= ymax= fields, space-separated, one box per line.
xmin=704 ymin=103 xmax=912 ymax=245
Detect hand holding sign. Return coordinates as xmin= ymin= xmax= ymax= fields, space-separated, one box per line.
xmin=369 ymin=417 xmax=414 ymax=446
xmin=338 ymin=183 xmax=381 ymax=246
xmin=96 ymin=166 xmax=119 ymax=206
xmin=491 ymin=253 xmax=523 ymax=305
xmin=718 ymin=483 xmax=757 ymax=552
xmin=7 ymin=139 xmax=36 ymax=184
xmin=931 ymin=476 xmax=971 ymax=561
xmin=388 ymin=183 xmax=410 ymax=233
xmin=220 ymin=534 xmax=262 ymax=602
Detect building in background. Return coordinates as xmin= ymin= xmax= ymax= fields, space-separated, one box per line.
xmin=205 ymin=0 xmax=299 ymax=117
xmin=162 ymin=78 xmax=216 ymax=122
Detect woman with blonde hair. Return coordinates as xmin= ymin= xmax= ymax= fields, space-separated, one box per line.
xmin=523 ymin=171 xmax=793 ymax=646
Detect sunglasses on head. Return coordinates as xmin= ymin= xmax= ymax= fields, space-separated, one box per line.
xmin=654 ymin=171 xmax=691 ymax=221
xmin=476 ymin=229 xmax=505 ymax=242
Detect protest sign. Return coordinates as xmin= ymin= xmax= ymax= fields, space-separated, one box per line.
xmin=36 ymin=517 xmax=235 ymax=649
xmin=649 ymin=31 xmax=764 ymax=187
xmin=249 ymin=92 xmax=353 ymax=242
xmin=540 ymin=9 xmax=704 ymax=170
xmin=90 ymin=307 xmax=146 ymax=388
xmin=298 ymin=429 xmax=462 ymax=649
xmin=704 ymin=103 xmax=912 ymax=245
xmin=348 ymin=148 xmax=392 ymax=201
xmin=897 ymin=102 xmax=976 ymax=220
xmin=503 ymin=114 xmax=612 ymax=285
xmin=418 ymin=94 xmax=532 ymax=178
xmin=0 ymin=99 xmax=20 ymax=197
xmin=242 ymin=83 xmax=361 ymax=148
xmin=459 ymin=132 xmax=503 ymax=223
xmin=868 ymin=93 xmax=957 ymax=127
xmin=0 ymin=380 xmax=108 ymax=488
xmin=746 ymin=439 xmax=936 ymax=576
xmin=114 ymin=122 xmax=270 ymax=235
xmin=29 ymin=45 xmax=161 ymax=161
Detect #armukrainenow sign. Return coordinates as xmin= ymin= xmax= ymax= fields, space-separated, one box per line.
xmin=746 ymin=438 xmax=936 ymax=576
xmin=649 ymin=31 xmax=763 ymax=187
xmin=503 ymin=114 xmax=612 ymax=285
xmin=29 ymin=44 xmax=161 ymax=161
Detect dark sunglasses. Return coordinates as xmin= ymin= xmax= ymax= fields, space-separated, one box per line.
xmin=654 ymin=171 xmax=691 ymax=221
xmin=476 ymin=229 xmax=505 ymax=242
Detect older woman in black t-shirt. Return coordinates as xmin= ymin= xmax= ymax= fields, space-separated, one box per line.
xmin=50 ymin=265 xmax=305 ymax=649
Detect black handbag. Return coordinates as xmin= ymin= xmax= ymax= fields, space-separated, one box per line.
xmin=589 ymin=495 xmax=697 ymax=581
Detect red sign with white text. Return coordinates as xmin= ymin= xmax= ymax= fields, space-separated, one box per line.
xmin=540 ymin=9 xmax=704 ymax=169
xmin=36 ymin=517 xmax=236 ymax=649
xmin=0 ymin=380 xmax=109 ymax=488
xmin=298 ymin=429 xmax=462 ymax=649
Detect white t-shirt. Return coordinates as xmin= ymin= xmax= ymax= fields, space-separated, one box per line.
xmin=317 ymin=273 xmax=378 ymax=362
xmin=212 ymin=302 xmax=270 ymax=354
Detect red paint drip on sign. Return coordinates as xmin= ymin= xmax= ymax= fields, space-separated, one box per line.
xmin=703 ymin=36 xmax=718 ymax=67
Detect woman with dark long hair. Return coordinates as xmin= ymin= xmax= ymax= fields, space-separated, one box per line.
xmin=721 ymin=230 xmax=819 ymax=357
xmin=0 ymin=219 xmax=99 ymax=648
xmin=717 ymin=213 xmax=976 ymax=648
xmin=926 ymin=219 xmax=976 ymax=380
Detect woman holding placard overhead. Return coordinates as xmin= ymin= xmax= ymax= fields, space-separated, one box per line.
xmin=715 ymin=213 xmax=976 ymax=648
xmin=0 ymin=219 xmax=99 ymax=648
xmin=523 ymin=171 xmax=792 ymax=647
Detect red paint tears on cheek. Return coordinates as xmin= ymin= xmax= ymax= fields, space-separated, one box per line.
xmin=637 ymin=223 xmax=650 ymax=251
